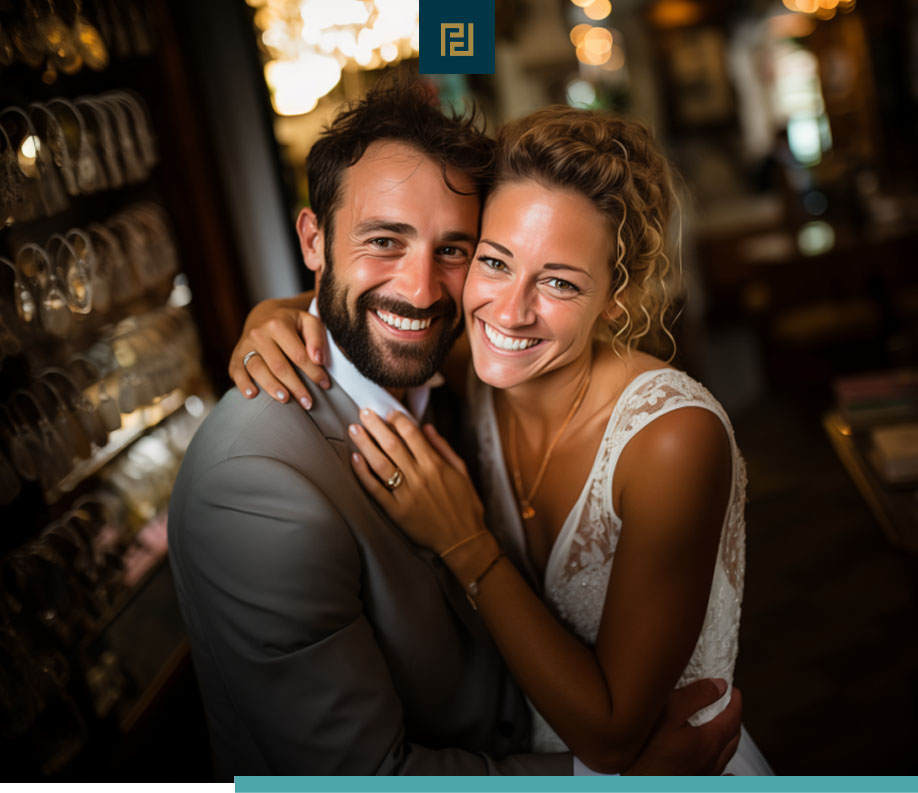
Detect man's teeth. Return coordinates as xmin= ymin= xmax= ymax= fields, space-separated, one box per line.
xmin=483 ymin=322 xmax=540 ymax=351
xmin=375 ymin=310 xmax=432 ymax=331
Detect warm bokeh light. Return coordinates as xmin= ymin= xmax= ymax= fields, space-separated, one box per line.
xmin=796 ymin=0 xmax=819 ymax=13
xmin=583 ymin=0 xmax=612 ymax=21
xmin=818 ymin=0 xmax=839 ymax=7
xmin=570 ymin=23 xmax=592 ymax=46
xmin=815 ymin=5 xmax=837 ymax=18
xmin=254 ymin=0 xmax=419 ymax=114
xmin=604 ymin=45 xmax=626 ymax=70
xmin=770 ymin=12 xmax=816 ymax=37
xmin=576 ymin=41 xmax=611 ymax=65
xmin=782 ymin=0 xmax=798 ymax=10
xmin=649 ymin=0 xmax=703 ymax=28
xmin=583 ymin=26 xmax=613 ymax=58
xmin=570 ymin=0 xmax=593 ymax=6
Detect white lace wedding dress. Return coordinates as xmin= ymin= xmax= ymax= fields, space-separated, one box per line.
xmin=469 ymin=367 xmax=772 ymax=775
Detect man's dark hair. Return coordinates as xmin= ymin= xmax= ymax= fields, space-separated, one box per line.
xmin=306 ymin=71 xmax=495 ymax=242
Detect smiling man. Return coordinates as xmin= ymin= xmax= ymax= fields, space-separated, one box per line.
xmin=168 ymin=77 xmax=740 ymax=777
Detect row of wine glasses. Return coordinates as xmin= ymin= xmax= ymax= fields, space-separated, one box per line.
xmin=0 ymin=305 xmax=202 ymax=500
xmin=0 ymin=202 xmax=179 ymax=351
xmin=0 ymin=90 xmax=157 ymax=225
xmin=0 ymin=0 xmax=155 ymax=81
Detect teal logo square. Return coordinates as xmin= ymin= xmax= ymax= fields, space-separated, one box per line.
xmin=420 ymin=0 xmax=495 ymax=75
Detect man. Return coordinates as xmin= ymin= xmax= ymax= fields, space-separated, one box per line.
xmin=169 ymin=78 xmax=740 ymax=777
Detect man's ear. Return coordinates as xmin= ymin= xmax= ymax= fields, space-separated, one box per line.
xmin=296 ymin=208 xmax=325 ymax=275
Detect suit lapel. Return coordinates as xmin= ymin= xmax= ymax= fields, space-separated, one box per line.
xmin=298 ymin=367 xmax=483 ymax=632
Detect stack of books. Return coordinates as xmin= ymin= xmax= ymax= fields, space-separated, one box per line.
xmin=834 ymin=370 xmax=918 ymax=430
xmin=869 ymin=424 xmax=918 ymax=484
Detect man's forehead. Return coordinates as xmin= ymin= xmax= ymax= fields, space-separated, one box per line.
xmin=339 ymin=140 xmax=476 ymax=200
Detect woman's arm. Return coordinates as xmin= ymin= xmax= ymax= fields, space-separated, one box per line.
xmin=228 ymin=291 xmax=329 ymax=408
xmin=349 ymin=407 xmax=731 ymax=773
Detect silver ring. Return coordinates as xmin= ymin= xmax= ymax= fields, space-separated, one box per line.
xmin=385 ymin=468 xmax=404 ymax=491
xmin=242 ymin=350 xmax=259 ymax=370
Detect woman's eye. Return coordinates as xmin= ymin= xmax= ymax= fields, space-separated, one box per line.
xmin=547 ymin=277 xmax=579 ymax=293
xmin=479 ymin=256 xmax=507 ymax=272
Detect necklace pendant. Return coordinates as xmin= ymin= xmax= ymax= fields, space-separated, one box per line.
xmin=520 ymin=503 xmax=536 ymax=520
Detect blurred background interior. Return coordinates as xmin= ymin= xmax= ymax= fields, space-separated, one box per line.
xmin=0 ymin=0 xmax=916 ymax=779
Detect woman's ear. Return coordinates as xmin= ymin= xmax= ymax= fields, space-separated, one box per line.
xmin=602 ymin=300 xmax=623 ymax=323
xmin=296 ymin=208 xmax=325 ymax=275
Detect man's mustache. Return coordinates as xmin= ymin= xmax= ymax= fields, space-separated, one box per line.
xmin=359 ymin=294 xmax=458 ymax=322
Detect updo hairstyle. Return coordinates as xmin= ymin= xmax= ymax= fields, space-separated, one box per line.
xmin=493 ymin=107 xmax=683 ymax=358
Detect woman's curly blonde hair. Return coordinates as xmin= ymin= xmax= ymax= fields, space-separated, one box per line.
xmin=494 ymin=107 xmax=684 ymax=360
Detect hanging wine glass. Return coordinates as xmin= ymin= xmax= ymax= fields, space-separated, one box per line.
xmin=109 ymin=91 xmax=157 ymax=173
xmin=10 ymin=1 xmax=45 ymax=69
xmin=17 ymin=243 xmax=71 ymax=336
xmin=0 ymin=105 xmax=68 ymax=217
xmin=69 ymin=354 xmax=121 ymax=432
xmin=47 ymin=232 xmax=92 ymax=315
xmin=11 ymin=389 xmax=72 ymax=489
xmin=47 ymin=97 xmax=105 ymax=194
xmin=28 ymin=102 xmax=79 ymax=197
xmin=75 ymin=97 xmax=122 ymax=189
xmin=0 ymin=403 xmax=41 ymax=482
xmin=40 ymin=367 xmax=109 ymax=449
xmin=0 ymin=256 xmax=37 ymax=326
xmin=68 ymin=227 xmax=109 ymax=315
xmin=0 ymin=122 xmax=29 ymax=223
xmin=0 ymin=21 xmax=15 ymax=67
xmin=101 ymin=94 xmax=143 ymax=183
xmin=43 ymin=0 xmax=83 ymax=76
xmin=72 ymin=0 xmax=108 ymax=71
xmin=35 ymin=378 xmax=91 ymax=462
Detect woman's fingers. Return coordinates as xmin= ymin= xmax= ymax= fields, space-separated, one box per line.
xmin=350 ymin=451 xmax=393 ymax=504
xmin=348 ymin=419 xmax=405 ymax=485
xmin=358 ymin=409 xmax=417 ymax=471
xmin=297 ymin=311 xmax=330 ymax=375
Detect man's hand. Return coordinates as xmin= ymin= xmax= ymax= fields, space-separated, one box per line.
xmin=228 ymin=294 xmax=329 ymax=409
xmin=623 ymin=679 xmax=742 ymax=775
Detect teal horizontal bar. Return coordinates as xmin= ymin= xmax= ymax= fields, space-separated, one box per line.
xmin=235 ymin=776 xmax=918 ymax=793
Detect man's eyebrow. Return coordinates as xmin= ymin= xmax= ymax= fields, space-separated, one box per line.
xmin=442 ymin=231 xmax=478 ymax=245
xmin=354 ymin=220 xmax=417 ymax=236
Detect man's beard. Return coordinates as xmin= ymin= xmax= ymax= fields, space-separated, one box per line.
xmin=317 ymin=258 xmax=462 ymax=390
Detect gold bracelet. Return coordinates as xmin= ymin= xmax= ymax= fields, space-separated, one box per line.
xmin=439 ymin=529 xmax=489 ymax=559
xmin=465 ymin=550 xmax=505 ymax=611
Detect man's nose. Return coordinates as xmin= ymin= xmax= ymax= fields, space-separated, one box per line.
xmin=394 ymin=250 xmax=442 ymax=309
xmin=494 ymin=278 xmax=536 ymax=328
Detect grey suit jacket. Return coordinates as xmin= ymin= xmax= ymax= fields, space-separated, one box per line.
xmin=167 ymin=375 xmax=571 ymax=777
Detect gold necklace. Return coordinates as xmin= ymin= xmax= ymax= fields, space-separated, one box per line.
xmin=506 ymin=370 xmax=592 ymax=521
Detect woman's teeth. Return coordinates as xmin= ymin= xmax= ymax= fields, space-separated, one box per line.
xmin=483 ymin=322 xmax=539 ymax=351
xmin=375 ymin=310 xmax=432 ymax=331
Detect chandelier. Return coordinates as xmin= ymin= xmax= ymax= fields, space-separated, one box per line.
xmin=247 ymin=0 xmax=420 ymax=116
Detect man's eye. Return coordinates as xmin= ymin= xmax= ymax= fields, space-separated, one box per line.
xmin=478 ymin=256 xmax=507 ymax=271
xmin=547 ymin=277 xmax=579 ymax=293
xmin=368 ymin=238 xmax=396 ymax=249
xmin=439 ymin=245 xmax=469 ymax=259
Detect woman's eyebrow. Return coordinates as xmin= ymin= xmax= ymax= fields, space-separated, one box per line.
xmin=479 ymin=239 xmax=513 ymax=257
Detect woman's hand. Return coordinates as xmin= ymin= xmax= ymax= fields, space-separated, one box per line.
xmin=229 ymin=293 xmax=330 ymax=409
xmin=348 ymin=409 xmax=489 ymax=557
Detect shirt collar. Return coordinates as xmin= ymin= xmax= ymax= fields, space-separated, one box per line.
xmin=310 ymin=299 xmax=443 ymax=423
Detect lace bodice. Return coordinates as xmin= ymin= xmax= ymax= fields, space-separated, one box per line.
xmin=468 ymin=368 xmax=747 ymax=750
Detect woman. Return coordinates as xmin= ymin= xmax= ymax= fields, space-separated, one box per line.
xmin=232 ymin=107 xmax=770 ymax=775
